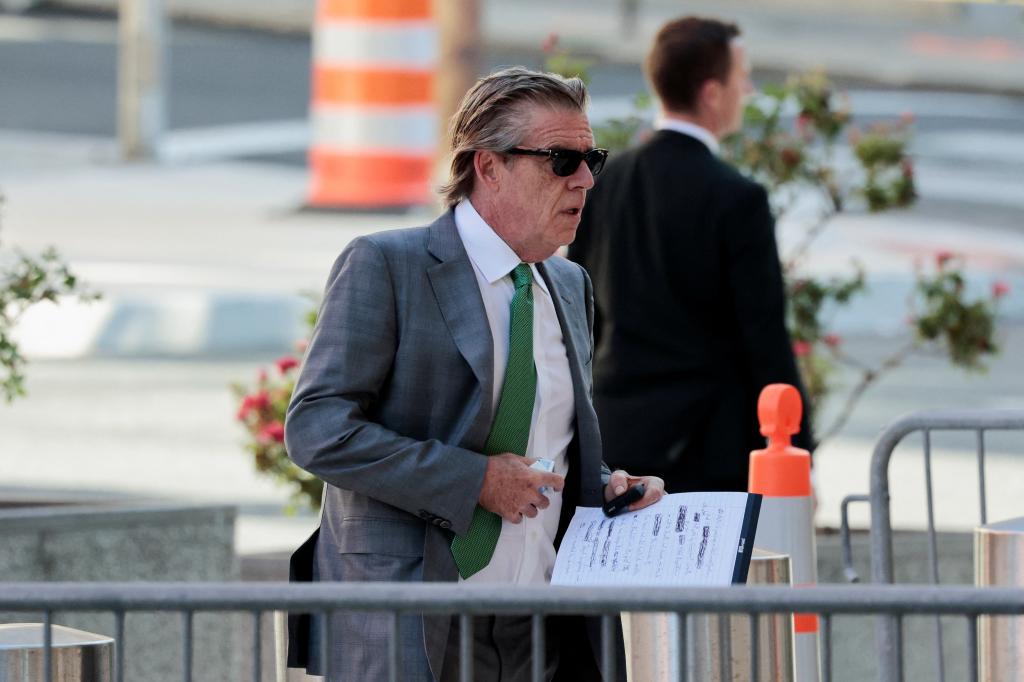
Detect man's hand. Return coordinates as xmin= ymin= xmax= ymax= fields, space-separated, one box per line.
xmin=604 ymin=470 xmax=665 ymax=512
xmin=479 ymin=454 xmax=565 ymax=524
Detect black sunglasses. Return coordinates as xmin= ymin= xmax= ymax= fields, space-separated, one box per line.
xmin=506 ymin=147 xmax=609 ymax=177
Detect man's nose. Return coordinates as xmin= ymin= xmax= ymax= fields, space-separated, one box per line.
xmin=569 ymin=161 xmax=595 ymax=190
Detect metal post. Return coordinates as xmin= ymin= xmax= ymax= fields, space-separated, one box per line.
xmin=182 ymin=610 xmax=193 ymax=682
xmin=43 ymin=610 xmax=52 ymax=682
xmin=251 ymin=610 xmax=262 ymax=682
xmin=677 ymin=613 xmax=688 ymax=682
xmin=923 ymin=431 xmax=947 ymax=682
xmin=388 ymin=612 xmax=400 ymax=682
xmin=620 ymin=0 xmax=639 ymax=37
xmin=977 ymin=430 xmax=988 ymax=525
xmin=871 ymin=419 xmax=901 ymax=682
xmin=436 ymin=0 xmax=480 ymax=152
xmin=460 ymin=614 xmax=473 ymax=682
xmin=115 ymin=611 xmax=125 ymax=682
xmin=531 ymin=614 xmax=544 ymax=682
xmin=601 ymin=615 xmax=615 ymax=682
xmin=118 ymin=0 xmax=166 ymax=160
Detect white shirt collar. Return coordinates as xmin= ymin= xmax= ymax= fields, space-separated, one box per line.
xmin=454 ymin=200 xmax=550 ymax=296
xmin=655 ymin=116 xmax=720 ymax=155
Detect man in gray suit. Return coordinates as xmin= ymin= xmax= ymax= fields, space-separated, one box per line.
xmin=284 ymin=67 xmax=665 ymax=682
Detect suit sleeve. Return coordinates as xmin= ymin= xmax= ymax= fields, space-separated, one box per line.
xmin=722 ymin=183 xmax=815 ymax=452
xmin=577 ymin=262 xmax=613 ymax=486
xmin=284 ymin=237 xmax=487 ymax=535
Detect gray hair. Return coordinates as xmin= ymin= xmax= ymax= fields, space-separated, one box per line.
xmin=438 ymin=67 xmax=589 ymax=208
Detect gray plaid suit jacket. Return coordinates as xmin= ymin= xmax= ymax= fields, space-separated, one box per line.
xmin=284 ymin=209 xmax=606 ymax=681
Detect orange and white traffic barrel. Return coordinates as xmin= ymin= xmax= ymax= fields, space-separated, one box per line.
xmin=308 ymin=0 xmax=437 ymax=209
xmin=749 ymin=383 xmax=819 ymax=681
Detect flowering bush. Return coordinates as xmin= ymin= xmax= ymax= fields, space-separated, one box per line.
xmin=1 ymin=193 xmax=97 ymax=401
xmin=232 ymin=336 xmax=323 ymax=511
xmin=724 ymin=74 xmax=1000 ymax=441
xmin=792 ymin=253 xmax=1006 ymax=441
xmin=233 ymin=297 xmax=323 ymax=510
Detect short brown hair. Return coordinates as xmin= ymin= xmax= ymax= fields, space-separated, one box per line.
xmin=439 ymin=67 xmax=588 ymax=208
xmin=645 ymin=17 xmax=741 ymax=113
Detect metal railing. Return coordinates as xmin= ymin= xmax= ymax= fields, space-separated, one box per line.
xmin=851 ymin=408 xmax=1024 ymax=682
xmin=3 ymin=582 xmax=1024 ymax=682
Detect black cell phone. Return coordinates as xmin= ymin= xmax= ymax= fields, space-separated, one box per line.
xmin=602 ymin=483 xmax=646 ymax=517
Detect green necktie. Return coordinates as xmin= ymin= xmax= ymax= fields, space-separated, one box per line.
xmin=451 ymin=263 xmax=537 ymax=578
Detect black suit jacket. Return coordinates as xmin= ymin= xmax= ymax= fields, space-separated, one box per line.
xmin=569 ymin=129 xmax=813 ymax=490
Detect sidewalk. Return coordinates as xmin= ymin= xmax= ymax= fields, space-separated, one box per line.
xmin=48 ymin=0 xmax=1024 ymax=94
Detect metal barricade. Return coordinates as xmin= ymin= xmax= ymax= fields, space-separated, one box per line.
xmin=1 ymin=582 xmax=1023 ymax=682
xmin=624 ymin=548 xmax=793 ymax=681
xmin=856 ymin=408 xmax=1024 ymax=682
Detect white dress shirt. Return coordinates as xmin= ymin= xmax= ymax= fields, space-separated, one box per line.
xmin=655 ymin=116 xmax=720 ymax=155
xmin=454 ymin=199 xmax=576 ymax=584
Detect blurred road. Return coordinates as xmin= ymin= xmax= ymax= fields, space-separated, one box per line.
xmin=0 ymin=5 xmax=1022 ymax=554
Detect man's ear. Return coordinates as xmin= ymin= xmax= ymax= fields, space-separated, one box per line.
xmin=473 ymin=150 xmax=504 ymax=191
xmin=699 ymin=78 xmax=723 ymax=114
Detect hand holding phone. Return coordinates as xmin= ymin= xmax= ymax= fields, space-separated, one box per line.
xmin=602 ymin=483 xmax=646 ymax=517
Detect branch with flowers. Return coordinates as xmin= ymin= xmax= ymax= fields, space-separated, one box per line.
xmin=729 ymin=74 xmax=1004 ymax=444
xmin=0 ymin=193 xmax=98 ymax=402
xmin=541 ymin=38 xmax=1008 ymax=449
xmin=232 ymin=332 xmax=323 ymax=511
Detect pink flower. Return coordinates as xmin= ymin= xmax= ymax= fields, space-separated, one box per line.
xmin=793 ymin=340 xmax=812 ymax=357
xmin=541 ymin=32 xmax=559 ymax=54
xmin=935 ymin=250 xmax=955 ymax=268
xmin=993 ymin=280 xmax=1010 ymax=299
xmin=795 ymin=113 xmax=813 ymax=137
xmin=258 ymin=421 xmax=285 ymax=443
xmin=257 ymin=369 xmax=268 ymax=385
xmin=236 ymin=391 xmax=270 ymax=421
xmin=294 ymin=338 xmax=309 ymax=354
xmin=900 ymin=110 xmax=916 ymax=125
xmin=276 ymin=356 xmax=300 ymax=374
xmin=901 ymin=159 xmax=914 ymax=179
xmin=823 ymin=333 xmax=842 ymax=348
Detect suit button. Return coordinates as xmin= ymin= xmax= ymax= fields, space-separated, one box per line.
xmin=417 ymin=510 xmax=431 ymax=520
xmin=439 ymin=520 xmax=452 ymax=530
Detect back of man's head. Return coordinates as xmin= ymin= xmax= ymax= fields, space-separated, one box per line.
xmin=645 ymin=17 xmax=741 ymax=115
xmin=439 ymin=67 xmax=588 ymax=208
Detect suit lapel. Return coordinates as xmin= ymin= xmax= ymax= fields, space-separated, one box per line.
xmin=425 ymin=211 xmax=495 ymax=439
xmin=540 ymin=259 xmax=605 ymax=508
xmin=537 ymin=260 xmax=589 ymax=426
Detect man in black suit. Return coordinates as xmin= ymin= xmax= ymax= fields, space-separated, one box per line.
xmin=568 ymin=16 xmax=813 ymax=493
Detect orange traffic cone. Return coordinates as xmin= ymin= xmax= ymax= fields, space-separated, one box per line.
xmin=749 ymin=383 xmax=819 ymax=681
xmin=308 ymin=0 xmax=437 ymax=209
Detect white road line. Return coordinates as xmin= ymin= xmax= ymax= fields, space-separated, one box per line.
xmin=158 ymin=120 xmax=309 ymax=163
xmin=914 ymin=129 xmax=1024 ymax=166
xmin=916 ymin=162 xmax=1024 ymax=210
xmin=846 ymin=90 xmax=1024 ymax=121
xmin=0 ymin=14 xmax=116 ymax=44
